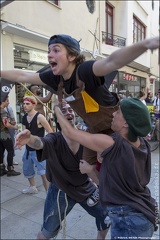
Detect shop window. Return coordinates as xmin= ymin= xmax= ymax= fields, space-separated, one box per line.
xmin=13 ymin=44 xmax=48 ymax=123
xmin=14 ymin=44 xmax=48 ymax=71
xmin=133 ymin=16 xmax=146 ymax=43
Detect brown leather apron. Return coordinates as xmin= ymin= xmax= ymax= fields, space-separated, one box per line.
xmin=57 ymin=73 xmax=120 ymax=164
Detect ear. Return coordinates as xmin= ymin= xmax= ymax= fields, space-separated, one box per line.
xmin=123 ymin=122 xmax=129 ymax=129
xmin=68 ymin=55 xmax=76 ymax=63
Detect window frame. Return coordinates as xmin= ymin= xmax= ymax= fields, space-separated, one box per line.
xmin=133 ymin=16 xmax=146 ymax=44
xmin=105 ymin=2 xmax=114 ymax=45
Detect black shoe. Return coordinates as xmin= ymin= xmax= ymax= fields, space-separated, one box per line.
xmin=7 ymin=170 xmax=21 ymax=177
xmin=0 ymin=164 xmax=8 ymax=176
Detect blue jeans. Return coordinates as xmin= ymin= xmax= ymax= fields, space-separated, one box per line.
xmin=41 ymin=183 xmax=107 ymax=239
xmin=106 ymin=205 xmax=154 ymax=239
xmin=22 ymin=150 xmax=46 ymax=178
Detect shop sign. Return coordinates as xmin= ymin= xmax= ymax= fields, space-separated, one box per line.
xmin=29 ymin=50 xmax=48 ymax=64
xmin=123 ymin=73 xmax=137 ymax=81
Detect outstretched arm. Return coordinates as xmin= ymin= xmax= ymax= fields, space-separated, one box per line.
xmin=54 ymin=105 xmax=114 ymax=153
xmin=93 ymin=36 xmax=159 ymax=76
xmin=15 ymin=129 xmax=44 ymax=150
xmin=1 ymin=70 xmax=45 ymax=85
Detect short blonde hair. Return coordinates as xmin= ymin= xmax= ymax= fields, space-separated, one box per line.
xmin=23 ymin=96 xmax=37 ymax=105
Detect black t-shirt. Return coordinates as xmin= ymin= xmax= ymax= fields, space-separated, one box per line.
xmin=99 ymin=133 xmax=158 ymax=228
xmin=39 ymin=60 xmax=117 ymax=106
xmin=37 ymin=132 xmax=96 ymax=202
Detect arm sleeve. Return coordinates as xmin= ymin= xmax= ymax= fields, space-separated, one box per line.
xmin=36 ymin=133 xmax=56 ymax=161
xmin=78 ymin=60 xmax=105 ymax=90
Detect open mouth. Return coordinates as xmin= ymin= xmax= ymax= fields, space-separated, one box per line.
xmin=66 ymin=116 xmax=73 ymax=121
xmin=50 ymin=62 xmax=57 ymax=68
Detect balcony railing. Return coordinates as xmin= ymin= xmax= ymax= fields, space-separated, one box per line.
xmin=102 ymin=32 xmax=126 ymax=48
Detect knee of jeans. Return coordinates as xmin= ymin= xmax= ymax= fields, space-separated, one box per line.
xmin=44 ymin=210 xmax=55 ymax=224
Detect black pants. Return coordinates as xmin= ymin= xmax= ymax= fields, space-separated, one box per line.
xmin=0 ymin=138 xmax=14 ymax=167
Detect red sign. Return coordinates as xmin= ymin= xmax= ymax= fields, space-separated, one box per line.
xmin=123 ymin=73 xmax=136 ymax=81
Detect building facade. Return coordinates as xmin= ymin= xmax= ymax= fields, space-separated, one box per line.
xmin=1 ymin=0 xmax=159 ymax=122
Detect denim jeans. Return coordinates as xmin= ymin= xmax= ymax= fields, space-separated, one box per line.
xmin=41 ymin=183 xmax=107 ymax=239
xmin=106 ymin=205 xmax=154 ymax=239
xmin=22 ymin=150 xmax=46 ymax=178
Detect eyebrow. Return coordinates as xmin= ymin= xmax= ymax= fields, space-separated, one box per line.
xmin=48 ymin=44 xmax=61 ymax=49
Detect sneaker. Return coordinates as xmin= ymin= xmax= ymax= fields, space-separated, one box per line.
xmin=13 ymin=161 xmax=18 ymax=165
xmin=22 ymin=186 xmax=38 ymax=194
xmin=87 ymin=187 xmax=99 ymax=207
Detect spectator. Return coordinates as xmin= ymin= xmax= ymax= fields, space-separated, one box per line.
xmin=5 ymin=104 xmax=19 ymax=165
xmin=137 ymin=87 xmax=149 ymax=105
xmin=21 ymin=96 xmax=52 ymax=193
xmin=0 ymin=96 xmax=21 ymax=176
xmin=25 ymin=84 xmax=53 ymax=116
xmin=153 ymin=89 xmax=160 ymax=112
xmin=145 ymin=92 xmax=153 ymax=104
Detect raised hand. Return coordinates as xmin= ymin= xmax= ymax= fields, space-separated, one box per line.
xmin=15 ymin=129 xmax=31 ymax=150
xmin=146 ymin=36 xmax=160 ymax=51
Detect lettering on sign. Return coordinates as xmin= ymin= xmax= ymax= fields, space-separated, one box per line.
xmin=29 ymin=50 xmax=48 ymax=64
xmin=123 ymin=73 xmax=137 ymax=81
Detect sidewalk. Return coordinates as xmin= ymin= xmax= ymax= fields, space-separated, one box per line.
xmin=1 ymin=146 xmax=160 ymax=239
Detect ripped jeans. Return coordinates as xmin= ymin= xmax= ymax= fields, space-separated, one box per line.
xmin=41 ymin=183 xmax=107 ymax=239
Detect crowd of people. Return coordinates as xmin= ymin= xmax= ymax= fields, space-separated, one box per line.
xmin=1 ymin=33 xmax=160 ymax=239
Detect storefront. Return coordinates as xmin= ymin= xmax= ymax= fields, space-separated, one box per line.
xmin=109 ymin=71 xmax=146 ymax=97
xmin=13 ymin=43 xmax=48 ymax=123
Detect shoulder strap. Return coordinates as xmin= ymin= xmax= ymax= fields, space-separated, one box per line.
xmin=57 ymin=66 xmax=85 ymax=109
xmin=57 ymin=76 xmax=64 ymax=109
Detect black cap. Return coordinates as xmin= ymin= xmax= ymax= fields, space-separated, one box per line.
xmin=48 ymin=34 xmax=80 ymax=52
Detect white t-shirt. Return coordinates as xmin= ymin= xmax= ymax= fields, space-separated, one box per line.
xmin=141 ymin=99 xmax=146 ymax=105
